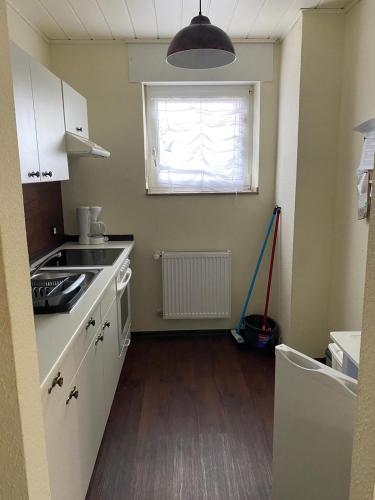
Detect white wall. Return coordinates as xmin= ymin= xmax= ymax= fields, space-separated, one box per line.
xmin=6 ymin=4 xmax=50 ymax=67
xmin=50 ymin=42 xmax=280 ymax=332
xmin=275 ymin=17 xmax=302 ymax=346
xmin=328 ymin=0 xmax=373 ymax=333
xmin=276 ymin=12 xmax=344 ymax=357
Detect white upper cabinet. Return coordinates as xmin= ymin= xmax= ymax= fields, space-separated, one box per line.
xmin=30 ymin=59 xmax=69 ymax=182
xmin=10 ymin=43 xmax=40 ymax=183
xmin=62 ymin=81 xmax=89 ymax=139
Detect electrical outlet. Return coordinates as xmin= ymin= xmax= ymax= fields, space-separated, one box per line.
xmin=51 ymin=226 xmax=58 ymax=236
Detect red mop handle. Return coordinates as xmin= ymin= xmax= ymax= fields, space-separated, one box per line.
xmin=262 ymin=207 xmax=281 ymax=330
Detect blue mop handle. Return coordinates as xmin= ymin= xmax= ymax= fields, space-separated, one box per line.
xmin=236 ymin=208 xmax=277 ymax=334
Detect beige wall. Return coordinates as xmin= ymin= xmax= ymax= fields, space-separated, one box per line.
xmin=50 ymin=42 xmax=280 ymax=332
xmin=344 ymin=3 xmax=375 ymax=498
xmin=291 ymin=12 xmax=344 ymax=356
xmin=275 ymin=17 xmax=302 ymax=347
xmin=0 ymin=1 xmax=50 ymax=498
xmin=350 ymin=203 xmax=375 ymax=498
xmin=6 ymin=3 xmax=50 ymax=67
xmin=328 ymin=0 xmax=373 ymax=333
xmin=276 ymin=12 xmax=344 ymax=357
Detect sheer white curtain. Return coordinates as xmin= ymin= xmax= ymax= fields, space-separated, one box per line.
xmin=145 ymin=85 xmax=253 ymax=194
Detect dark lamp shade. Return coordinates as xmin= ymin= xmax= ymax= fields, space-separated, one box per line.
xmin=166 ymin=15 xmax=236 ymax=69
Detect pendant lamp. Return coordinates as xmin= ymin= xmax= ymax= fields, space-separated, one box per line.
xmin=166 ymin=0 xmax=236 ymax=69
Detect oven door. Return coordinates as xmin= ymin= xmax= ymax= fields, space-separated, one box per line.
xmin=117 ymin=267 xmax=132 ymax=356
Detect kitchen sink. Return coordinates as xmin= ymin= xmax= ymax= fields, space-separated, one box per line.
xmin=31 ymin=269 xmax=101 ymax=314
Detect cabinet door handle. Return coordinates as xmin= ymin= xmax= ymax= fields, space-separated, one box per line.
xmin=28 ymin=171 xmax=40 ymax=178
xmin=42 ymin=171 xmax=53 ymax=178
xmin=66 ymin=386 xmax=79 ymax=405
xmin=86 ymin=317 xmax=96 ymax=330
xmin=76 ymin=127 xmax=83 ymax=132
xmin=103 ymin=321 xmax=111 ymax=330
xmin=95 ymin=333 xmax=104 ymax=346
xmin=48 ymin=371 xmax=64 ymax=394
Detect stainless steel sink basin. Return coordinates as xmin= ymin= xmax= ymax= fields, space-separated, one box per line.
xmin=31 ymin=269 xmax=101 ymax=314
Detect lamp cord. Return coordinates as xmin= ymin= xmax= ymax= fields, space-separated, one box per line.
xmin=199 ymin=0 xmax=202 ymax=15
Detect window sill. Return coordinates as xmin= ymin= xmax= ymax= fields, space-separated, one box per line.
xmin=146 ymin=188 xmax=259 ymax=196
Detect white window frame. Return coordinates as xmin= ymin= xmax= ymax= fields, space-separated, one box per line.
xmin=143 ymin=83 xmax=258 ymax=195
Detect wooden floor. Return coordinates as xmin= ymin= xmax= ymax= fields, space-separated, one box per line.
xmin=86 ymin=335 xmax=275 ymax=500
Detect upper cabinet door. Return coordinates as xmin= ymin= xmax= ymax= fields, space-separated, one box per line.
xmin=30 ymin=59 xmax=69 ymax=182
xmin=62 ymin=81 xmax=89 ymax=139
xmin=10 ymin=43 xmax=40 ymax=184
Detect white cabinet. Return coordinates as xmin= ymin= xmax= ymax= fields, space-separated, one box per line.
xmin=101 ymin=299 xmax=121 ymax=420
xmin=62 ymin=81 xmax=89 ymax=139
xmin=30 ymin=59 xmax=69 ymax=182
xmin=42 ymin=286 xmax=128 ymax=500
xmin=43 ymin=330 xmax=105 ymax=500
xmin=10 ymin=42 xmax=69 ymax=184
xmin=10 ymin=43 xmax=40 ymax=183
xmin=70 ymin=332 xmax=106 ymax=498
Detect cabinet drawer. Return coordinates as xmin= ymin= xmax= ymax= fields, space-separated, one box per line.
xmin=100 ymin=278 xmax=117 ymax=318
xmin=41 ymin=304 xmax=101 ymax=408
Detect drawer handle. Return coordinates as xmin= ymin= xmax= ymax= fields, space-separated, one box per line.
xmin=95 ymin=333 xmax=104 ymax=346
xmin=76 ymin=127 xmax=83 ymax=132
xmin=48 ymin=371 xmax=64 ymax=394
xmin=28 ymin=171 xmax=40 ymax=178
xmin=86 ymin=317 xmax=96 ymax=330
xmin=66 ymin=386 xmax=79 ymax=405
xmin=42 ymin=171 xmax=53 ymax=178
xmin=103 ymin=321 xmax=111 ymax=330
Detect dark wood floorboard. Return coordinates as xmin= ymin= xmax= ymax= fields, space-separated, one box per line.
xmin=86 ymin=336 xmax=275 ymax=500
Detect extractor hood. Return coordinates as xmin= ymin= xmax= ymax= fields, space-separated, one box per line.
xmin=65 ymin=132 xmax=110 ymax=158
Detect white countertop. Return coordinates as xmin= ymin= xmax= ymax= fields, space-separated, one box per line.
xmin=34 ymin=241 xmax=134 ymax=388
xmin=330 ymin=331 xmax=361 ymax=368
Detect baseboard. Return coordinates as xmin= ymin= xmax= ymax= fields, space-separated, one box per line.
xmin=132 ymin=329 xmax=231 ymax=339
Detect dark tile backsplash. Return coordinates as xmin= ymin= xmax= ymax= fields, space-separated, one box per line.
xmin=22 ymin=181 xmax=65 ymax=263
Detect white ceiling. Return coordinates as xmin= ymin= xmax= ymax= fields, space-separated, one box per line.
xmin=8 ymin=0 xmax=352 ymax=41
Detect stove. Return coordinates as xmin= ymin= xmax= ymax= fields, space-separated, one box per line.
xmin=44 ymin=248 xmax=123 ymax=267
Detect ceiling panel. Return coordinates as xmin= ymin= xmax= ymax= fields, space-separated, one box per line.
xmin=225 ymin=0 xmax=268 ymax=38
xmin=7 ymin=0 xmax=353 ymax=41
xmin=9 ymin=0 xmax=68 ymax=39
xmin=96 ymin=0 xmax=135 ymax=39
xmin=208 ymin=0 xmax=238 ymax=33
xmin=248 ymin=0 xmax=295 ymax=37
xmin=270 ymin=0 xmax=317 ymax=38
xmin=155 ymin=0 xmax=181 ymax=38
xmin=126 ymin=0 xmax=158 ymax=38
xmin=67 ymin=0 xmax=113 ymax=39
xmin=38 ymin=0 xmax=90 ymax=39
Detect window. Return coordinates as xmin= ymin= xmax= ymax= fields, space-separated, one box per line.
xmin=143 ymin=85 xmax=257 ymax=194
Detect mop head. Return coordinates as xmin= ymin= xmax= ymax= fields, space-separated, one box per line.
xmin=231 ymin=329 xmax=245 ymax=344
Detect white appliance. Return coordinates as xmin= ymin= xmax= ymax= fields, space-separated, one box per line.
xmin=328 ymin=342 xmax=344 ymax=372
xmin=116 ymin=258 xmax=132 ymax=356
xmin=65 ymin=132 xmax=110 ymax=158
xmin=89 ymin=206 xmax=107 ymax=244
xmin=76 ymin=206 xmax=108 ymax=245
xmin=273 ymin=344 xmax=357 ymax=500
xmin=77 ymin=206 xmax=91 ymax=245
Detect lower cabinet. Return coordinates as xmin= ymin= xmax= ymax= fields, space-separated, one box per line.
xmin=43 ymin=294 xmax=126 ymax=499
xmin=102 ymin=299 xmax=122 ymax=420
xmin=43 ymin=331 xmax=104 ymax=500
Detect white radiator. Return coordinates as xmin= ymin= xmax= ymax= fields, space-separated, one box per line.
xmin=161 ymin=251 xmax=231 ymax=319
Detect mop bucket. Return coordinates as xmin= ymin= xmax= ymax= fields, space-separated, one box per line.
xmin=243 ymin=314 xmax=279 ymax=353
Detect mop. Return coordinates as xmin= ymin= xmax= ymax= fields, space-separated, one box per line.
xmin=231 ymin=206 xmax=281 ymax=344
